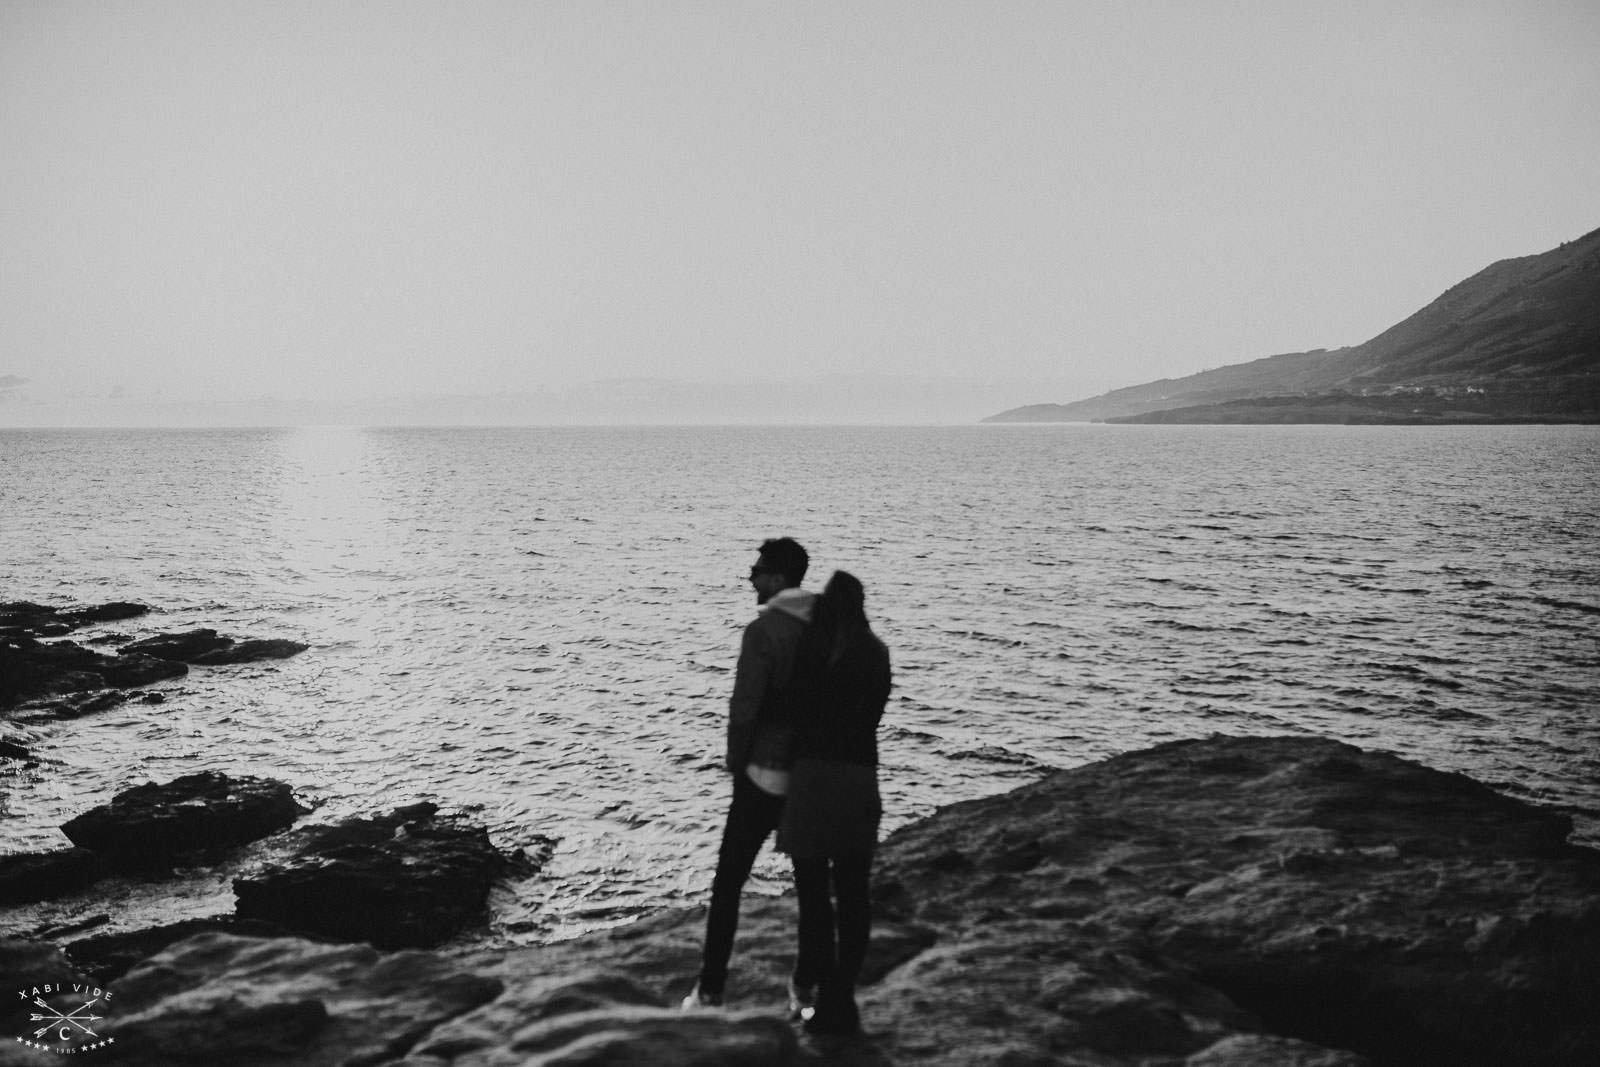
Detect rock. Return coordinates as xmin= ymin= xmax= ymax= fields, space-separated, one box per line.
xmin=0 ymin=940 xmax=83 ymax=995
xmin=21 ymin=666 xmax=106 ymax=697
xmin=403 ymin=971 xmax=796 ymax=1067
xmin=12 ymin=737 xmax=1594 ymax=1066
xmin=0 ymin=639 xmax=98 ymax=705
xmin=0 ymin=602 xmax=308 ymax=708
xmin=0 ymin=639 xmax=184 ymax=709
xmin=95 ymin=652 xmax=188 ymax=688
xmin=870 ymin=735 xmax=1600 ymax=1066
xmin=0 ymin=940 xmax=95 ymax=1060
xmin=855 ymin=931 xmax=1259 ymax=1062
xmin=382 ymin=737 xmax=1598 ymax=1065
xmin=61 ymin=602 xmax=150 ymax=625
xmin=118 ymin=629 xmax=234 ymax=662
xmin=190 ymin=638 xmax=310 ymax=665
xmin=108 ymin=933 xmax=503 ymax=1067
xmin=403 ymin=896 xmax=939 ymax=1065
xmin=66 ymin=918 xmax=301 ymax=982
xmin=106 ymin=936 xmax=794 ymax=1067
xmin=27 ymin=915 xmax=112 ymax=941
xmin=39 ymin=690 xmax=133 ymax=719
xmin=1185 ymin=1033 xmax=1372 ymax=1066
xmin=0 ymin=848 xmax=113 ymax=905
xmin=233 ymin=805 xmax=515 ymax=949
xmin=405 ymin=970 xmax=660 ymax=1052
xmin=0 ymin=602 xmax=73 ymax=644
xmin=0 ymin=600 xmax=57 ymax=624
xmin=0 ymin=603 xmax=305 ymax=709
xmin=0 ymin=600 xmax=149 ymax=637
xmin=60 ymin=771 xmax=308 ymax=865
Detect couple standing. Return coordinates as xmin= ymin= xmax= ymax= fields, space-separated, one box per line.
xmin=683 ymin=537 xmax=891 ymax=1038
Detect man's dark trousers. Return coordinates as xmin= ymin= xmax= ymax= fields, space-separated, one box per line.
xmin=697 ymin=772 xmax=785 ymax=996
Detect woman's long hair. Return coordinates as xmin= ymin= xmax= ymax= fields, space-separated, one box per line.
xmin=822 ymin=570 xmax=869 ymax=658
xmin=825 ymin=571 xmax=867 ymax=622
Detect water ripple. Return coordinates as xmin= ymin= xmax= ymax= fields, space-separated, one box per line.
xmin=2 ymin=424 xmax=1597 ymax=943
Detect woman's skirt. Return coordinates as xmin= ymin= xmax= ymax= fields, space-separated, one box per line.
xmin=777 ymin=758 xmax=880 ymax=858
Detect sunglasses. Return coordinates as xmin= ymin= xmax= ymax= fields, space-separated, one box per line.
xmin=748 ymin=564 xmax=779 ymax=582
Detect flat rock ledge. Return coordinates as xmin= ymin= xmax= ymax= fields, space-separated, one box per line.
xmin=2 ymin=735 xmax=1596 ymax=1067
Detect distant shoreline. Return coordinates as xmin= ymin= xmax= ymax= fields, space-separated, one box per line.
xmin=988 ymin=393 xmax=1600 ymax=425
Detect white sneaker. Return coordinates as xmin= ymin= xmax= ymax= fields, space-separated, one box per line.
xmin=681 ymin=981 xmax=724 ymax=1010
xmin=786 ymin=977 xmax=816 ymax=1022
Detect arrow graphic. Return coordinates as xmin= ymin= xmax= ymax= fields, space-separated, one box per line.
xmin=28 ymin=996 xmax=102 ymax=1039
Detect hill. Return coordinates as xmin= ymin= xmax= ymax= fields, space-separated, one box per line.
xmin=985 ymin=226 xmax=1600 ymax=423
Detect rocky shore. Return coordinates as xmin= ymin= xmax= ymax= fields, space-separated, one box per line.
xmin=4 ymin=734 xmax=1598 ymax=1066
xmin=0 ymin=600 xmax=308 ymax=733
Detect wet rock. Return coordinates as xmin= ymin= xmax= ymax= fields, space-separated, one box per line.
xmin=21 ymin=665 xmax=106 ymax=697
xmin=96 ymin=652 xmax=188 ymax=688
xmin=56 ymin=691 xmax=131 ymax=716
xmin=60 ymin=771 xmax=308 ymax=866
xmin=0 ymin=601 xmax=306 ymax=709
xmin=61 ymin=602 xmax=150 ymax=626
xmin=233 ymin=804 xmax=515 ymax=949
xmin=190 ymin=638 xmax=310 ymax=665
xmin=0 ymin=640 xmax=95 ymax=705
xmin=96 ymin=626 xmax=307 ymax=666
xmin=0 ymin=600 xmax=56 ymax=624
xmin=1 ymin=639 xmax=184 ymax=709
xmin=7 ymin=689 xmax=133 ymax=723
xmin=118 ymin=629 xmax=234 ymax=662
xmin=0 ymin=849 xmax=112 ymax=905
xmin=0 ymin=600 xmax=149 ymax=637
xmin=112 ymin=629 xmax=309 ymax=665
xmin=108 ymin=933 xmax=503 ymax=1067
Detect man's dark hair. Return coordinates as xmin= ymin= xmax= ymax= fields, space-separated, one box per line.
xmin=757 ymin=537 xmax=809 ymax=586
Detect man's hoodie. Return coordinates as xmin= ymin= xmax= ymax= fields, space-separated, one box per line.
xmin=726 ymin=588 xmax=816 ymax=775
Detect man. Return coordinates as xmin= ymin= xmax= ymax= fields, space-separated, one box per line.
xmin=683 ymin=536 xmax=816 ymax=1009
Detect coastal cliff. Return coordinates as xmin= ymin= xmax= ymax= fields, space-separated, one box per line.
xmin=985 ymin=226 xmax=1600 ymax=424
xmin=5 ymin=735 xmax=1597 ymax=1066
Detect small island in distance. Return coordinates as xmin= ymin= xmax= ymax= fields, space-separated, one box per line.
xmin=986 ymin=226 xmax=1600 ymax=424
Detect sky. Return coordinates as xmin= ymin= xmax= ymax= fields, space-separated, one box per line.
xmin=2 ymin=1 xmax=1598 ymax=426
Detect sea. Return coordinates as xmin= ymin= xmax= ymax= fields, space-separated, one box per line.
xmin=3 ymin=424 xmax=1598 ymax=944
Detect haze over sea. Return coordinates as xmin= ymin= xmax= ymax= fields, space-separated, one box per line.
xmin=3 ymin=424 xmax=1597 ymax=943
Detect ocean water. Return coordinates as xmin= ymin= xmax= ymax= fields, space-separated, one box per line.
xmin=3 ymin=424 xmax=1598 ymax=942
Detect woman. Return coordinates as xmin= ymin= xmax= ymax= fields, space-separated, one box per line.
xmin=776 ymin=570 xmax=892 ymax=1036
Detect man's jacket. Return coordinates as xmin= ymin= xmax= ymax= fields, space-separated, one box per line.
xmin=726 ymin=588 xmax=816 ymax=774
